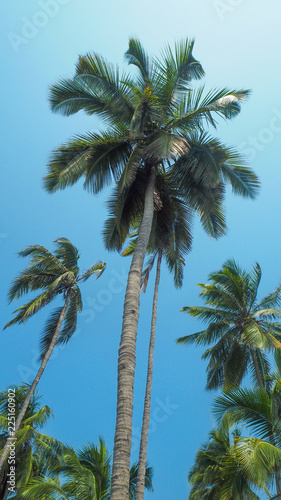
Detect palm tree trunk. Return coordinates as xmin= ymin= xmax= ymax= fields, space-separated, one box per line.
xmin=0 ymin=292 xmax=71 ymax=473
xmin=110 ymin=165 xmax=157 ymax=500
xmin=135 ymin=251 xmax=162 ymax=500
xmin=0 ymin=471 xmax=8 ymax=500
xmin=250 ymin=348 xmax=264 ymax=389
xmin=1 ymin=488 xmax=8 ymax=500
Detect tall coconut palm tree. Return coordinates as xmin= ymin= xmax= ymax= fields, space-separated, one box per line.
xmin=0 ymin=238 xmax=105 ymax=472
xmin=115 ymin=176 xmax=192 ymax=500
xmin=111 ymin=163 xmax=240 ymax=499
xmin=0 ymin=385 xmax=64 ymax=500
xmin=177 ymin=259 xmax=281 ymax=390
xmin=188 ymin=424 xmax=281 ymax=499
xmin=44 ymin=38 xmax=259 ymax=498
xmin=19 ymin=439 xmax=153 ymax=500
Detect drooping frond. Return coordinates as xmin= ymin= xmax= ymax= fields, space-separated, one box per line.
xmin=4 ymin=289 xmax=59 ymax=328
xmin=44 ymin=130 xmax=131 ymax=194
xmin=53 ymin=237 xmax=79 ymax=268
xmin=79 ymin=261 xmax=106 ymax=282
xmin=236 ymin=438 xmax=281 ymax=486
xmin=20 ymin=477 xmax=69 ymax=500
xmin=23 ymin=405 xmax=54 ymax=429
xmin=7 ymin=245 xmax=67 ymax=302
xmin=213 ymin=387 xmax=273 ymax=440
xmin=56 ymin=288 xmax=82 ymax=347
xmin=75 ymin=52 xmax=135 ymax=118
xmin=38 ymin=307 xmax=64 ymax=361
xmin=125 ymin=38 xmax=152 ymax=86
xmin=171 ymin=87 xmax=251 ymax=130
xmin=49 ymin=71 xmax=134 ymax=127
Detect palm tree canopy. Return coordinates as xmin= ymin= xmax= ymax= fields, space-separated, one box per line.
xmin=105 ymin=167 xmax=193 ymax=288
xmin=188 ymin=425 xmax=269 ymax=499
xmin=177 ymin=259 xmax=281 ymax=390
xmin=213 ymin=382 xmax=281 ymax=449
xmin=0 ymin=385 xmax=64 ymax=493
xmin=44 ymin=38 xmax=259 ymax=219
xmin=19 ymin=438 xmax=153 ymax=500
xmin=4 ymin=237 xmax=106 ymax=359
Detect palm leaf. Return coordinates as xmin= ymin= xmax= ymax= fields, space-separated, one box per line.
xmin=79 ymin=261 xmax=106 ymax=282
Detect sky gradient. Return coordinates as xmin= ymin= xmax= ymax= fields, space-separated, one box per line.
xmin=1 ymin=1 xmax=281 ymax=498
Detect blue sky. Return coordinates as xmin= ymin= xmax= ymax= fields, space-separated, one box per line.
xmin=1 ymin=1 xmax=281 ymax=498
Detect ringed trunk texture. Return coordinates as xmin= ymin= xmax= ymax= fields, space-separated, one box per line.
xmin=250 ymin=348 xmax=264 ymax=390
xmin=0 ymin=292 xmax=70 ymax=473
xmin=110 ymin=166 xmax=157 ymax=500
xmin=135 ymin=251 xmax=162 ymax=500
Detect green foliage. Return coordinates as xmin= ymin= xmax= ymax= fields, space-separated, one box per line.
xmin=188 ymin=426 xmax=265 ymax=499
xmin=4 ymin=238 xmax=106 ymax=359
xmin=19 ymin=438 xmax=153 ymax=500
xmin=44 ymin=38 xmax=258 ymax=249
xmin=177 ymin=260 xmax=281 ymax=390
xmin=0 ymin=386 xmax=64 ymax=496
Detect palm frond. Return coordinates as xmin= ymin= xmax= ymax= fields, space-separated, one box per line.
xmin=125 ymin=38 xmax=151 ymax=85
xmin=54 ymin=237 xmax=80 ymax=272
xmin=155 ymin=38 xmax=204 ymax=112
xmin=44 ymin=130 xmax=131 ymax=194
xmin=79 ymin=261 xmax=106 ymax=282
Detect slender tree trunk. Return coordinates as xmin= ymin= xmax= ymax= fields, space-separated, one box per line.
xmin=1 ymin=488 xmax=8 ymax=500
xmin=135 ymin=251 xmax=162 ymax=500
xmin=110 ymin=166 xmax=157 ymax=500
xmin=250 ymin=348 xmax=264 ymax=390
xmin=0 ymin=470 xmax=8 ymax=500
xmin=0 ymin=292 xmax=71 ymax=473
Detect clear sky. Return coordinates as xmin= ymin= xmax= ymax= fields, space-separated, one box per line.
xmin=1 ymin=1 xmax=281 ymax=498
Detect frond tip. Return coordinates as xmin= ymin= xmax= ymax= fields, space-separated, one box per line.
xmin=79 ymin=261 xmax=106 ymax=282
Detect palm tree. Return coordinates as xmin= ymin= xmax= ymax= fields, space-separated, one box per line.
xmin=177 ymin=259 xmax=281 ymax=390
xmin=188 ymin=424 xmax=279 ymax=499
xmin=0 ymin=238 xmax=105 ymax=472
xmin=116 ymin=190 xmax=190 ymax=499
xmin=19 ymin=439 xmax=153 ymax=500
xmin=44 ymin=38 xmax=259 ymax=498
xmin=213 ymin=364 xmax=281 ymax=497
xmin=0 ymin=385 xmax=64 ymax=500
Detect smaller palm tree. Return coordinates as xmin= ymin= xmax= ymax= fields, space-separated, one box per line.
xmin=0 ymin=238 xmax=105 ymax=472
xmin=213 ymin=359 xmax=281 ymax=497
xmin=0 ymin=385 xmax=64 ymax=500
xmin=177 ymin=259 xmax=281 ymax=390
xmin=19 ymin=439 xmax=153 ymax=499
xmin=188 ymin=424 xmax=279 ymax=499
